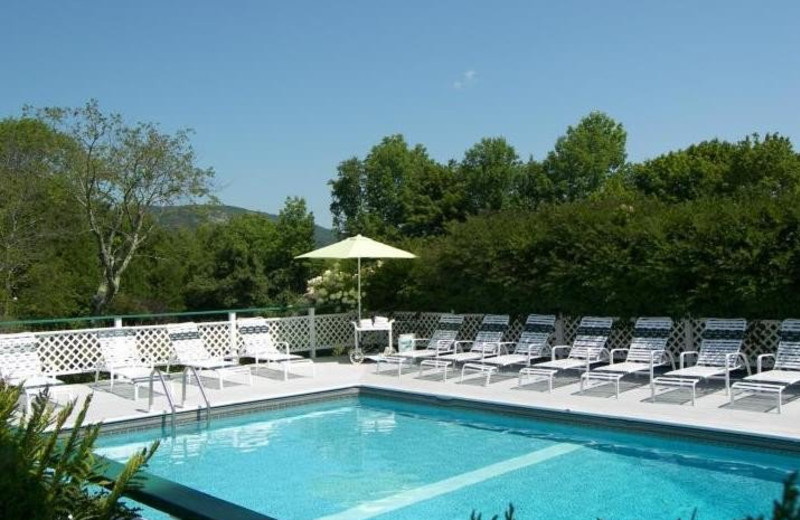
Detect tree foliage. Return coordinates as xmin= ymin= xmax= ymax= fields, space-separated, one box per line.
xmin=34 ymin=100 xmax=214 ymax=314
xmin=543 ymin=111 xmax=627 ymax=202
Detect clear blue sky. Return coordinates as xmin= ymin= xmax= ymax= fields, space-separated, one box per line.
xmin=2 ymin=1 xmax=799 ymax=227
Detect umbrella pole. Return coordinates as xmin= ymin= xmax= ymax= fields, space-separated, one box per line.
xmin=357 ymin=256 xmax=362 ymax=321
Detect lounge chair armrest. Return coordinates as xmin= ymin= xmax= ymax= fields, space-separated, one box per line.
xmin=453 ymin=340 xmax=474 ymax=352
xmin=725 ymin=352 xmax=741 ymax=369
xmin=757 ymin=353 xmax=775 ymax=373
xmin=610 ymin=348 xmax=629 ymax=364
xmin=498 ymin=341 xmax=516 ymax=355
xmin=275 ymin=341 xmax=292 ymax=355
xmin=551 ymin=345 xmax=570 ymax=361
xmin=679 ymin=351 xmax=697 ymax=370
xmin=650 ymin=349 xmax=667 ymax=366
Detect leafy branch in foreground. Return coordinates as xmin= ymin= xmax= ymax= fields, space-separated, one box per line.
xmin=0 ymin=382 xmax=159 ymax=520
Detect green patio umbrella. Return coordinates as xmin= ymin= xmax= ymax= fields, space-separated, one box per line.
xmin=295 ymin=234 xmax=416 ymax=319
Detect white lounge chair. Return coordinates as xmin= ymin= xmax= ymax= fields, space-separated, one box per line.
xmin=518 ymin=316 xmax=613 ymax=390
xmin=0 ymin=332 xmax=67 ymax=410
xmin=731 ymin=319 xmax=800 ymax=413
xmin=238 ymin=317 xmax=315 ymax=380
xmin=394 ymin=314 xmax=464 ymax=361
xmin=580 ymin=317 xmax=675 ymax=398
xmin=437 ymin=314 xmax=509 ymax=364
xmin=651 ymin=318 xmax=748 ymax=405
xmin=95 ymin=329 xmax=154 ymax=400
xmin=167 ymin=322 xmax=252 ymax=389
xmin=461 ymin=314 xmax=557 ymax=384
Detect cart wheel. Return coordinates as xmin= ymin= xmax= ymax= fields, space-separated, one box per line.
xmin=349 ymin=349 xmax=365 ymax=364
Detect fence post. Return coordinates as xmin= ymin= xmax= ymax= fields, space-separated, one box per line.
xmin=308 ymin=307 xmax=317 ymax=359
xmin=113 ymin=317 xmax=122 ymax=329
xmin=229 ymin=312 xmax=237 ymax=357
xmin=555 ymin=315 xmax=565 ymax=345
xmin=684 ymin=318 xmax=694 ymax=352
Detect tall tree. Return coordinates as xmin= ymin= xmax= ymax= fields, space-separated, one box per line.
xmin=544 ymin=111 xmax=627 ymax=202
xmin=270 ymin=197 xmax=316 ymax=299
xmin=459 ymin=137 xmax=521 ymax=213
xmin=628 ymin=133 xmax=800 ymax=202
xmin=35 ymin=101 xmax=214 ymax=314
xmin=329 ymin=134 xmax=449 ymax=239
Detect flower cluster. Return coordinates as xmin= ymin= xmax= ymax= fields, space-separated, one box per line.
xmin=304 ymin=263 xmax=359 ymax=311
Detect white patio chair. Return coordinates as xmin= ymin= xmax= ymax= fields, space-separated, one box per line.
xmin=394 ymin=314 xmax=464 ymax=360
xmin=518 ymin=316 xmax=613 ymax=390
xmin=0 ymin=332 xmax=67 ymax=410
xmin=461 ymin=314 xmax=556 ymax=385
xmin=95 ymin=328 xmax=154 ymax=400
xmin=580 ymin=317 xmax=675 ymax=398
xmin=437 ymin=314 xmax=509 ymax=364
xmin=167 ymin=322 xmax=252 ymax=389
xmin=731 ymin=319 xmax=800 ymax=413
xmin=238 ymin=317 xmax=315 ymax=380
xmin=652 ymin=318 xmax=748 ymax=405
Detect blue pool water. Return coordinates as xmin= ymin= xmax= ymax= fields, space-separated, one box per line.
xmin=96 ymin=395 xmax=800 ymax=520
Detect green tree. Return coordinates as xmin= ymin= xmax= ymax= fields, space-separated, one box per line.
xmin=184 ymin=214 xmax=275 ymax=310
xmin=628 ymin=134 xmax=800 ymax=202
xmin=544 ymin=111 xmax=627 ymax=202
xmin=34 ymin=100 xmax=214 ymax=315
xmin=269 ymin=197 xmax=316 ymax=302
xmin=329 ymin=134 xmax=454 ymax=239
xmin=0 ymin=117 xmax=96 ymax=319
xmin=460 ymin=137 xmax=521 ymax=213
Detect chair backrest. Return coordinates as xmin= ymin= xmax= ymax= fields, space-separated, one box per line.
xmin=0 ymin=333 xmax=43 ymax=379
xmin=97 ymin=329 xmax=145 ymax=369
xmin=427 ymin=314 xmax=464 ymax=350
xmin=626 ymin=317 xmax=673 ymax=363
xmin=514 ymin=314 xmax=556 ymax=355
xmin=166 ymin=322 xmax=211 ymax=363
xmin=569 ymin=317 xmax=613 ymax=360
xmin=470 ymin=314 xmax=509 ymax=354
xmin=697 ymin=318 xmax=747 ymax=367
xmin=238 ymin=317 xmax=279 ymax=355
xmin=775 ymin=319 xmax=800 ymax=371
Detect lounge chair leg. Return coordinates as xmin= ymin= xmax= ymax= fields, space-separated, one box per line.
xmin=691 ymin=386 xmax=696 ymax=406
xmin=615 ymin=379 xmax=620 ymax=399
xmin=778 ymin=390 xmax=783 ymax=414
xmin=460 ymin=366 xmax=466 ymax=383
xmin=579 ymin=375 xmax=585 ymax=394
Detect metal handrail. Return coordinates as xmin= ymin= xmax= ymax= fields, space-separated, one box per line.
xmin=148 ymin=368 xmax=176 ymax=435
xmin=182 ymin=366 xmax=211 ymax=426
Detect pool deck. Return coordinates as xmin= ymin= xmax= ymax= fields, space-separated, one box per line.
xmin=53 ymin=358 xmax=800 ymax=442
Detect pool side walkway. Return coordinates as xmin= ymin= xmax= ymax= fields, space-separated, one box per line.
xmin=54 ymin=359 xmax=800 ymax=441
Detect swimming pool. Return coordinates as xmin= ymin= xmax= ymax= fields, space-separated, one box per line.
xmin=96 ymin=392 xmax=800 ymax=520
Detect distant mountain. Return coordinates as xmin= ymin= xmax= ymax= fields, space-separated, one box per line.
xmin=151 ymin=205 xmax=336 ymax=246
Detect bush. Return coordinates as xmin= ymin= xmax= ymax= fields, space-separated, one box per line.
xmin=368 ymin=193 xmax=800 ymax=319
xmin=0 ymin=383 xmax=158 ymax=520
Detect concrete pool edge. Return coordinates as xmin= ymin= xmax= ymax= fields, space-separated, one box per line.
xmin=89 ymin=383 xmax=800 ymax=453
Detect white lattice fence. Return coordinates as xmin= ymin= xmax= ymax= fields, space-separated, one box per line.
xmin=9 ymin=312 xmax=789 ymax=377
xmin=313 ymin=312 xmax=356 ymax=350
xmin=264 ymin=315 xmax=312 ymax=352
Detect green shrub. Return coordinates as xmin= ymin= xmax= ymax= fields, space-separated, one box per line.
xmin=0 ymin=383 xmax=158 ymax=520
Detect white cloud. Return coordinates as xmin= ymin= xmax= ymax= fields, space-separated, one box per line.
xmin=452 ymin=69 xmax=477 ymax=89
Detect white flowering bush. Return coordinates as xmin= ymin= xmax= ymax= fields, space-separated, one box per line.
xmin=304 ymin=262 xmax=360 ymax=312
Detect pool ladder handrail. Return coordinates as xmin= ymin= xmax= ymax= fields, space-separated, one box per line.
xmin=181 ymin=366 xmax=211 ymax=427
xmin=148 ymin=368 xmax=177 ymax=435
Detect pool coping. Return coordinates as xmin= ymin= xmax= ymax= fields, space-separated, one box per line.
xmin=92 ymin=383 xmax=800 ymax=453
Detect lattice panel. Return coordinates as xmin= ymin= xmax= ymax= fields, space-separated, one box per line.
xmin=198 ymin=321 xmax=235 ymax=357
xmin=264 ymin=315 xmax=311 ymax=353
xmin=36 ymin=330 xmax=102 ymax=375
xmin=132 ymin=326 xmax=172 ymax=366
xmin=313 ymin=312 xmax=356 ymax=350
